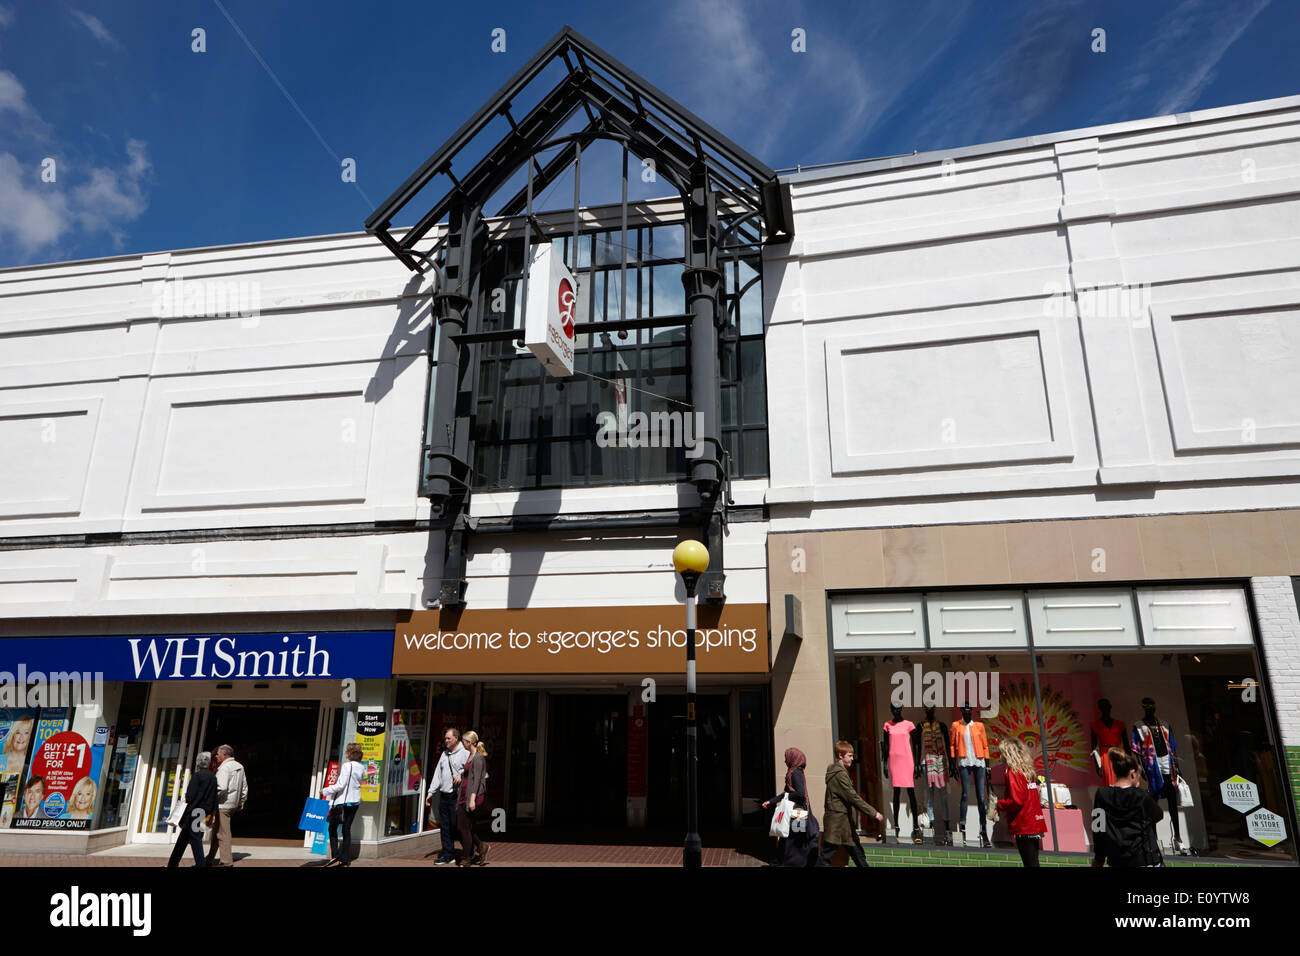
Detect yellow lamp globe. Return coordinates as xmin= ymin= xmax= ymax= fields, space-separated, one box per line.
xmin=672 ymin=540 xmax=710 ymax=575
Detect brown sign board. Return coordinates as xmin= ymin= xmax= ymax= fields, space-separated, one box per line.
xmin=394 ymin=604 xmax=770 ymax=675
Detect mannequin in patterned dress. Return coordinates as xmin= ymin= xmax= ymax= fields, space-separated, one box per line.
xmin=1132 ymin=697 xmax=1184 ymax=853
xmin=919 ymin=705 xmax=952 ymax=846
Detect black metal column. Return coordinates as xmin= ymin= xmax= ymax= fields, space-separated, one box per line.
xmin=427 ymin=200 xmax=486 ymax=607
xmin=682 ymin=167 xmax=727 ymax=603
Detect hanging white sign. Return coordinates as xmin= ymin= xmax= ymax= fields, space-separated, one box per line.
xmin=523 ymin=243 xmax=577 ymax=377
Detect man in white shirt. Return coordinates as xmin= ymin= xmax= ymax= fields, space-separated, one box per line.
xmin=205 ymin=744 xmax=248 ymax=866
xmin=425 ymin=728 xmax=469 ymax=865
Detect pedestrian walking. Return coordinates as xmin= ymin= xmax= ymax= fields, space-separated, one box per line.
xmin=456 ymin=730 xmax=490 ymax=866
xmin=322 ymin=743 xmax=365 ymax=867
xmin=995 ymin=737 xmax=1047 ymax=866
xmin=425 ymin=727 xmax=469 ymax=865
xmin=816 ymin=740 xmax=884 ymax=867
xmin=1091 ymin=747 xmax=1165 ymax=867
xmin=205 ymin=744 xmax=247 ymax=867
xmin=167 ymin=752 xmax=218 ymax=868
xmin=762 ymin=747 xmax=820 ymax=867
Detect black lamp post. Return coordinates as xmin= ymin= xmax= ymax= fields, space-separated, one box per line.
xmin=672 ymin=539 xmax=709 ymax=868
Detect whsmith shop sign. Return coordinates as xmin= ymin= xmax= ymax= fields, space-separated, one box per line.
xmin=0 ymin=632 xmax=394 ymax=682
xmin=394 ymin=604 xmax=769 ymax=675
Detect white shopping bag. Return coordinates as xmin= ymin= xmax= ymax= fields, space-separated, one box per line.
xmin=769 ymin=795 xmax=793 ymax=838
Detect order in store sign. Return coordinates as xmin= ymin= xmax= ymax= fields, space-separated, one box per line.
xmin=1219 ymin=774 xmax=1260 ymax=813
xmin=1246 ymin=807 xmax=1287 ymax=847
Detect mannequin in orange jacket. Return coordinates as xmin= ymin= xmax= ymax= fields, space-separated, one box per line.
xmin=951 ymin=704 xmax=992 ymax=847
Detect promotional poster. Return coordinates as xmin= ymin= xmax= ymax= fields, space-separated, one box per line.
xmin=357 ymin=709 xmax=386 ymax=803
xmin=0 ymin=709 xmax=39 ymax=827
xmin=13 ymin=727 xmax=105 ymax=830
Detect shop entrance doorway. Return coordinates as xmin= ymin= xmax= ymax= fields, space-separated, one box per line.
xmin=544 ymin=694 xmax=627 ymax=827
xmin=204 ymin=700 xmax=320 ymax=839
xmin=647 ymin=693 xmax=732 ymax=829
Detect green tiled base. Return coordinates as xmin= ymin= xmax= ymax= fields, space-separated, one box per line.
xmin=846 ymin=843 xmax=1270 ymax=867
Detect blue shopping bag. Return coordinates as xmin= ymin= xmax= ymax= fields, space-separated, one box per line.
xmin=299 ymin=797 xmax=329 ymax=833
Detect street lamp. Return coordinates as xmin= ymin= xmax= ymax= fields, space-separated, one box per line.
xmin=672 ymin=539 xmax=709 ymax=869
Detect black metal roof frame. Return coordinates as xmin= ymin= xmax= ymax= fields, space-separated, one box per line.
xmin=364 ymin=25 xmax=792 ymax=271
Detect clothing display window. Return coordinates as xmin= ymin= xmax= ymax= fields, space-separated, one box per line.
xmin=832 ymin=585 xmax=1297 ymax=865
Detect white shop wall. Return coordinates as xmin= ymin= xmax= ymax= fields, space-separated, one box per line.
xmin=0 ymin=235 xmax=434 ymax=541
xmin=765 ymin=96 xmax=1300 ymax=527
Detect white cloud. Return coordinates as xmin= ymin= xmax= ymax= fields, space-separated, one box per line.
xmin=0 ymin=63 xmax=149 ymax=260
xmin=0 ymin=6 xmax=15 ymax=28
xmin=908 ymin=1 xmax=1087 ymax=152
xmin=70 ymin=139 xmax=150 ymax=237
xmin=666 ymin=0 xmax=971 ymax=165
xmin=0 ymin=69 xmax=30 ymax=114
xmin=1097 ymin=0 xmax=1273 ymax=123
xmin=0 ymin=141 xmax=151 ymax=259
xmin=1155 ymin=0 xmax=1272 ymax=114
xmin=71 ymin=8 xmax=119 ymax=48
xmin=0 ymin=69 xmax=52 ymax=140
xmin=0 ymin=152 xmax=71 ymax=251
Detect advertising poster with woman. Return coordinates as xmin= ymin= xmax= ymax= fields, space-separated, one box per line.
xmin=12 ymin=729 xmax=104 ymax=829
xmin=0 ymin=709 xmax=39 ymax=826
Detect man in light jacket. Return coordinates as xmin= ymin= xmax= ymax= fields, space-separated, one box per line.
xmin=206 ymin=744 xmax=248 ymax=866
xmin=425 ymin=728 xmax=469 ymax=865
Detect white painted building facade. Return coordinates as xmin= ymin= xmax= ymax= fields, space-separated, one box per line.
xmin=764 ymin=95 xmax=1300 ymax=862
xmin=3 ymin=89 xmax=1298 ymax=864
xmin=0 ymin=201 xmax=774 ymax=853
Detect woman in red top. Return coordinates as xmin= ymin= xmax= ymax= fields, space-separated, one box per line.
xmin=996 ymin=737 xmax=1048 ymax=867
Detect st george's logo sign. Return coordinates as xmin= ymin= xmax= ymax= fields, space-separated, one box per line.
xmin=524 ymin=242 xmax=577 ymax=377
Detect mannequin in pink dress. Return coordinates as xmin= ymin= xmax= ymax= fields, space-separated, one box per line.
xmin=880 ymin=704 xmax=922 ymax=844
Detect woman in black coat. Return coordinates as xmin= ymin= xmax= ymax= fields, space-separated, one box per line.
xmin=763 ymin=747 xmax=821 ymax=867
xmin=166 ymin=751 xmax=219 ymax=867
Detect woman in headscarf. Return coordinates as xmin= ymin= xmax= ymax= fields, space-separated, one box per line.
xmin=762 ymin=747 xmax=821 ymax=867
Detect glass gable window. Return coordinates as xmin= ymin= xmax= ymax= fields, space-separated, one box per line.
xmin=470 ymin=224 xmax=767 ymax=490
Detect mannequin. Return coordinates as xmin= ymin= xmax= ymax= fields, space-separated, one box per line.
xmin=919 ymin=705 xmax=952 ymax=846
xmin=1132 ymin=697 xmax=1183 ymax=852
xmin=881 ymin=704 xmax=922 ymax=844
xmin=1090 ymin=698 xmax=1128 ymax=786
xmin=951 ymin=704 xmax=992 ymax=848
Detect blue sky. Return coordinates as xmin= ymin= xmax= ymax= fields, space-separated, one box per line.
xmin=0 ymin=0 xmax=1295 ymax=266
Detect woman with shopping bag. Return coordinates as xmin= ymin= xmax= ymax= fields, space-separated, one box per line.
xmin=762 ymin=747 xmax=820 ymax=867
xmin=322 ymin=744 xmax=365 ymax=867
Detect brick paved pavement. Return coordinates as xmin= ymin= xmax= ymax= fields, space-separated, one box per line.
xmin=0 ymin=840 xmax=769 ymax=867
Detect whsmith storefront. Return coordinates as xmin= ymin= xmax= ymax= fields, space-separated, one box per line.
xmin=0 ymin=607 xmax=775 ymax=856
xmin=0 ymin=628 xmax=393 ymax=855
